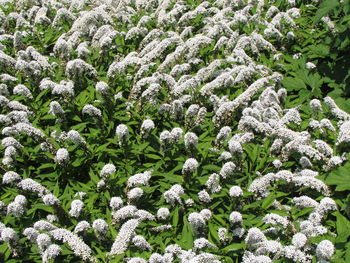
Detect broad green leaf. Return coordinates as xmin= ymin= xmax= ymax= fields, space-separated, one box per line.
xmin=324 ymin=164 xmax=350 ymax=191
xmin=222 ymin=242 xmax=246 ymax=252
xmin=261 ymin=192 xmax=275 ymax=209
xmin=179 ymin=217 xmax=194 ymax=250
xmin=314 ymin=0 xmax=340 ymax=22
xmin=334 ymin=211 xmax=350 ymax=241
xmin=282 ymin=77 xmax=306 ymax=91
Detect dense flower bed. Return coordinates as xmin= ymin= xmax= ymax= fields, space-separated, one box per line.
xmin=0 ymin=0 xmax=349 ymax=262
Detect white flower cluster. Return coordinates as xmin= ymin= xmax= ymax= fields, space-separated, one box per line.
xmin=112 ymin=205 xmax=138 ymax=222
xmin=92 ymin=219 xmax=108 ymax=235
xmin=127 ymin=187 xmax=144 ymax=201
xmin=159 ymin=127 xmax=184 ymax=150
xmin=65 ymin=59 xmax=97 ymax=80
xmin=206 ymin=173 xmax=222 ymax=194
xmin=66 ymin=130 xmax=86 ymax=145
xmin=55 ymin=148 xmax=69 ymax=165
xmin=0 ymin=226 xmax=19 ymax=243
xmin=220 ymin=162 xmax=236 ymax=179
xmin=229 ymin=186 xmax=243 ymax=197
xmin=49 ymin=101 xmax=65 ymax=116
xmin=184 ymin=132 xmax=198 ymax=150
xmin=69 ymin=200 xmax=84 ymax=218
xmin=182 ymin=158 xmax=199 ymax=175
xmin=0 ymin=0 xmax=346 ymax=261
xmin=164 ymin=184 xmax=185 ymax=206
xmin=132 ymin=235 xmax=152 ymax=250
xmin=140 ymin=119 xmax=155 ymax=138
xmin=188 ymin=209 xmax=212 ymax=232
xmin=116 ymin=124 xmax=129 ymax=146
xmin=127 ymin=171 xmax=152 ymax=187
xmin=82 ymin=104 xmax=102 ymax=118
xmin=42 ymin=194 xmax=60 ymax=206
xmin=157 ymin=207 xmax=170 ymax=220
xmin=100 ymin=163 xmax=116 ymax=178
xmin=316 ymin=240 xmax=334 ymax=260
xmin=7 ymin=195 xmax=27 ymax=217
xmin=74 ymin=221 xmax=91 ymax=234
xmin=95 ymin=81 xmax=109 ymax=95
xmin=42 ymin=244 xmax=61 ymax=263
xmin=109 ymin=219 xmax=140 ymax=255
xmin=249 ymin=169 xmax=330 ymax=197
xmin=49 ymin=228 xmax=94 ymax=261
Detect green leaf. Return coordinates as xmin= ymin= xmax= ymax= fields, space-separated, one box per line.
xmin=305 ymin=73 xmax=323 ymax=96
xmin=261 ymin=192 xmax=275 ymax=209
xmin=201 ymin=164 xmax=221 ymax=172
xmin=223 ymin=257 xmax=235 ymax=263
xmin=145 ymin=154 xmax=162 ymax=160
xmin=0 ymin=243 xmax=10 ymax=261
xmin=294 ymin=207 xmax=314 ymax=218
xmin=172 ymin=206 xmax=180 ymax=228
xmin=314 ymin=0 xmax=340 ymax=22
xmin=208 ymin=222 xmax=220 ymax=244
xmin=40 ymin=114 xmax=57 ymax=120
xmin=222 ymin=242 xmax=246 ymax=252
xmin=162 ymin=174 xmax=182 ymax=183
xmin=334 ymin=211 xmax=350 ymax=240
xmin=282 ymin=77 xmax=306 ymax=91
xmin=72 ymin=115 xmax=82 ymax=122
xmin=35 ymin=88 xmax=50 ymax=102
xmin=306 ymin=44 xmax=330 ymax=58
xmin=72 ymin=158 xmax=83 ymax=167
xmin=27 ymin=204 xmax=54 ymax=215
xmin=38 ymin=163 xmax=55 ymax=170
xmin=324 ymin=164 xmax=350 ymax=191
xmin=53 ymin=181 xmax=60 ymax=197
xmin=298 ymin=89 xmax=312 ymax=103
xmin=179 ymin=217 xmax=193 ymax=250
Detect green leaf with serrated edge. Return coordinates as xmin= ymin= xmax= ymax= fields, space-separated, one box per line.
xmin=323 ymin=163 xmax=350 ymax=191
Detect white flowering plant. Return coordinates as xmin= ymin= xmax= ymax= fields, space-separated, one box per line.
xmin=0 ymin=0 xmax=350 ymax=262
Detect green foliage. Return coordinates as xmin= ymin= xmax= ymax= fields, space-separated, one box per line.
xmin=1 ymin=0 xmax=350 ymax=262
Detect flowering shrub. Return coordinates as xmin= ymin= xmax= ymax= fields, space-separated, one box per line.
xmin=0 ymin=0 xmax=350 ymax=262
